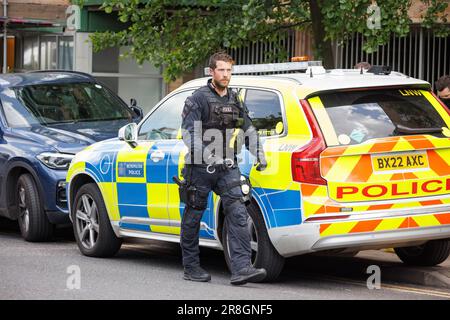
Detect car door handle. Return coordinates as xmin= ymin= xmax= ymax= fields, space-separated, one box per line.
xmin=150 ymin=150 xmax=165 ymax=162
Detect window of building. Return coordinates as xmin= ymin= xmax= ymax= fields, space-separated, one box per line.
xmin=19 ymin=34 xmax=74 ymax=72
xmin=92 ymin=46 xmax=164 ymax=114
xmin=40 ymin=36 xmax=57 ymax=70
xmin=58 ymin=36 xmax=74 ymax=70
xmin=23 ymin=36 xmax=39 ymax=70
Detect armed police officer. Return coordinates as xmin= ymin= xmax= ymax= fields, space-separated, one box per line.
xmin=179 ymin=52 xmax=267 ymax=285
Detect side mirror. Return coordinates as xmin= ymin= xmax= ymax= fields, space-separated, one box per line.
xmin=131 ymin=106 xmax=144 ymax=121
xmin=118 ymin=123 xmax=138 ymax=148
xmin=130 ymin=99 xmax=143 ymax=121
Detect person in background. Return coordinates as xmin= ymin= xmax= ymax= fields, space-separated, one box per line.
xmin=354 ymin=61 xmax=372 ymax=70
xmin=435 ymin=75 xmax=450 ymax=108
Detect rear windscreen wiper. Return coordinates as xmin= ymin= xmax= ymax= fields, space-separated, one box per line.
xmin=395 ymin=124 xmax=443 ymax=134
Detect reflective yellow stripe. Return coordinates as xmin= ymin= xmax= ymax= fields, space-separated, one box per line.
xmin=320 ymin=221 xmax=358 ymax=237
xmin=99 ymin=182 xmax=120 ymax=221
xmin=308 ymin=96 xmax=339 ymax=146
xmin=66 ymin=161 xmax=85 ymax=183
xmin=422 ymin=90 xmax=450 ymax=128
xmin=374 ymin=217 xmax=405 ymax=232
xmin=147 ymin=183 xmax=168 ymax=219
xmin=412 ymin=214 xmax=441 ymax=227
xmin=168 ymin=183 xmax=182 ymax=222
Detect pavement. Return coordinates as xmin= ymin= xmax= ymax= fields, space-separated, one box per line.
xmin=288 ymin=249 xmax=450 ymax=290
xmin=1 ymin=229 xmax=449 ymax=300
xmin=1 ymin=217 xmax=450 ymax=294
xmin=359 ymin=250 xmax=450 ymax=289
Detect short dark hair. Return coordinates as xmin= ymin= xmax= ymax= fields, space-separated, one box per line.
xmin=435 ymin=75 xmax=450 ymax=92
xmin=208 ymin=52 xmax=234 ymax=69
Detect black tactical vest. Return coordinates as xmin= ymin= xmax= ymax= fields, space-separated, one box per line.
xmin=195 ymin=85 xmax=246 ymax=162
xmin=197 ymin=86 xmax=244 ymax=131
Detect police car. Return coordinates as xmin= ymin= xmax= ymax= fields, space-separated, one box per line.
xmin=67 ymin=61 xmax=450 ymax=281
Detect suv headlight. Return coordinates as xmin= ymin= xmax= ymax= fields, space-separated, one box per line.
xmin=36 ymin=152 xmax=74 ymax=170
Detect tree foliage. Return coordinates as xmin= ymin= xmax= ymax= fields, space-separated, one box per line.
xmin=89 ymin=0 xmax=449 ymax=82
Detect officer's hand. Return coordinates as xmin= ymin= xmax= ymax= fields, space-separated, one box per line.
xmin=255 ymin=159 xmax=267 ymax=171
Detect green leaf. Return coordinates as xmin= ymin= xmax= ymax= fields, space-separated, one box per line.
xmin=90 ymin=0 xmax=449 ymax=81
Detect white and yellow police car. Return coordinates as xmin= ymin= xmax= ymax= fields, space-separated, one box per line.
xmin=67 ymin=61 xmax=450 ymax=281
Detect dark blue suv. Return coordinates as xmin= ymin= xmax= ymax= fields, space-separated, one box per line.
xmin=0 ymin=71 xmax=143 ymax=241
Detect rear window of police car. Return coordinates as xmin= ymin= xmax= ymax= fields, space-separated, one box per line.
xmin=313 ymin=88 xmax=448 ymax=146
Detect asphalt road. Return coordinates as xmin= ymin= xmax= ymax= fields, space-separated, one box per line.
xmin=1 ymin=218 xmax=449 ymax=300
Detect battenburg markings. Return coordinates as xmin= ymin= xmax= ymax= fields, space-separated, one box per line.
xmin=118 ymin=162 xmax=144 ymax=177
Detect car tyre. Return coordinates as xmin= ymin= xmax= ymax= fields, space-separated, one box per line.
xmin=394 ymin=239 xmax=450 ymax=266
xmin=16 ymin=173 xmax=54 ymax=241
xmin=73 ymin=183 xmax=122 ymax=257
xmin=222 ymin=201 xmax=285 ymax=282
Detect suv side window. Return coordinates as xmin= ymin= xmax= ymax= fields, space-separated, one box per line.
xmin=138 ymin=90 xmax=194 ymax=140
xmin=244 ymin=89 xmax=284 ymax=136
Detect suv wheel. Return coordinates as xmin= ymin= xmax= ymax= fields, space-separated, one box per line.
xmin=73 ymin=183 xmax=122 ymax=257
xmin=16 ymin=173 xmax=54 ymax=241
xmin=394 ymin=239 xmax=450 ymax=266
xmin=222 ymin=201 xmax=285 ymax=281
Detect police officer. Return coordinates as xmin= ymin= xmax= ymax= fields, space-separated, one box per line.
xmin=436 ymin=75 xmax=450 ymax=108
xmin=179 ymin=52 xmax=267 ymax=285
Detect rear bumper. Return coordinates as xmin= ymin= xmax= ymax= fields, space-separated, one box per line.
xmin=268 ymin=213 xmax=450 ymax=257
xmin=312 ymin=225 xmax=450 ymax=252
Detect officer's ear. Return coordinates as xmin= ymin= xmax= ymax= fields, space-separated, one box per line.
xmin=209 ymin=67 xmax=214 ymax=76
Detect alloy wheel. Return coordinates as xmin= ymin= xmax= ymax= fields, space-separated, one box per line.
xmin=18 ymin=186 xmax=30 ymax=233
xmin=75 ymin=194 xmax=100 ymax=249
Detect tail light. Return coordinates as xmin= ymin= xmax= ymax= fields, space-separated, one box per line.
xmin=291 ymin=99 xmax=327 ymax=185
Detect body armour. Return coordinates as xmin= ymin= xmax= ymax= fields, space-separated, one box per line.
xmin=197 ymin=86 xmax=244 ymax=131
xmin=182 ymin=80 xmax=265 ymax=167
xmin=196 ymin=86 xmax=246 ymax=162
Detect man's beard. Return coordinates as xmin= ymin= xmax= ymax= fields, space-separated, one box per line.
xmin=213 ymin=78 xmax=229 ymax=90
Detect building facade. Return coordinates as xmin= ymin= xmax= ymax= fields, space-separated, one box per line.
xmin=2 ymin=0 xmax=72 ymax=73
xmin=3 ymin=1 xmax=449 ymax=112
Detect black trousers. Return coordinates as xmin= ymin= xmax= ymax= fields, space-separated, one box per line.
xmin=180 ymin=165 xmax=252 ymax=274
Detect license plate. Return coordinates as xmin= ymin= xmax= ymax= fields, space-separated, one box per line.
xmin=371 ymin=151 xmax=429 ymax=173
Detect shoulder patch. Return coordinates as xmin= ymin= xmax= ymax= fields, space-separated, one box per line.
xmin=182 ymin=96 xmax=197 ymax=119
xmin=185 ymin=97 xmax=194 ymax=108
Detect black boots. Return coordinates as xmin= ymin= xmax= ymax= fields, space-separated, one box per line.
xmin=230 ymin=266 xmax=267 ymax=285
xmin=183 ymin=266 xmax=267 ymax=285
xmin=183 ymin=266 xmax=211 ymax=282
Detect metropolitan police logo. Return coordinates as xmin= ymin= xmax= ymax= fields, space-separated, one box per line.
xmin=118 ymin=162 xmax=144 ymax=177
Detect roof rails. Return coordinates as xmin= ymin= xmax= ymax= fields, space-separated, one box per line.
xmin=204 ymin=61 xmax=323 ymax=76
xmin=27 ymin=70 xmax=95 ymax=79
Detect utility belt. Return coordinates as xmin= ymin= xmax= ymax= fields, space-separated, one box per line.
xmin=172 ymin=164 xmax=252 ymax=210
xmin=187 ymin=157 xmax=237 ymax=173
xmin=205 ymin=157 xmax=236 ymax=174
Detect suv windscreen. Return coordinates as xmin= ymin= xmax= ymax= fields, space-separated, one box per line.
xmin=11 ymin=82 xmax=133 ymax=126
xmin=314 ymin=89 xmax=448 ymax=146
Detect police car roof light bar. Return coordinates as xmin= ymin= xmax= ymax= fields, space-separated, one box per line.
xmin=204 ymin=61 xmax=323 ymax=76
